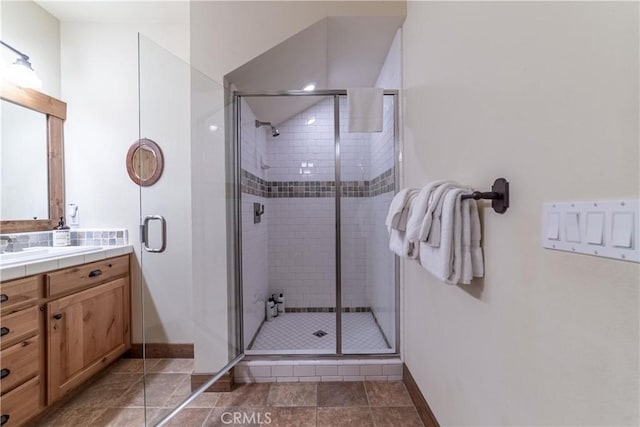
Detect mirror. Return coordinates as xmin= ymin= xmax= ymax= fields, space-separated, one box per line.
xmin=126 ymin=138 xmax=164 ymax=186
xmin=1 ymin=99 xmax=48 ymax=219
xmin=0 ymin=82 xmax=66 ymax=233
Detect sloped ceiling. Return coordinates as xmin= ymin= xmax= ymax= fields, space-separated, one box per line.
xmin=226 ymin=16 xmax=403 ymax=126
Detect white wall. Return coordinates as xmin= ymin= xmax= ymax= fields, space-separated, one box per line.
xmin=60 ymin=19 xmax=191 ymax=345
xmin=0 ymin=1 xmax=60 ymax=98
xmin=402 ymin=2 xmax=639 ymax=425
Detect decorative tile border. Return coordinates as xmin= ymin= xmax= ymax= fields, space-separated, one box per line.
xmin=369 ymin=168 xmax=395 ymax=197
xmin=0 ymin=229 xmax=128 ymax=251
xmin=285 ymin=307 xmax=371 ymax=313
xmin=241 ymin=168 xmax=394 ymax=199
xmin=70 ymin=230 xmax=127 ymax=247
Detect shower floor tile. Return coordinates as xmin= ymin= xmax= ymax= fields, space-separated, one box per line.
xmin=248 ymin=312 xmax=391 ymax=353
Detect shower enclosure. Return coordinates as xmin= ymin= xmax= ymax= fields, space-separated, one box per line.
xmin=235 ymin=91 xmax=399 ymax=356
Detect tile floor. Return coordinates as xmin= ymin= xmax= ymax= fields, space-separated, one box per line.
xmin=27 ymin=358 xmax=423 ymax=426
xmin=248 ymin=312 xmax=393 ymax=354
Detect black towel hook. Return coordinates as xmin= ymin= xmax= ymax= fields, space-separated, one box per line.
xmin=461 ymin=178 xmax=509 ymax=214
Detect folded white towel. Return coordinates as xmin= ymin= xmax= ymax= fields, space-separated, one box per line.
xmin=420 ymin=182 xmax=458 ymax=244
xmin=347 ymin=88 xmax=384 ymax=132
xmin=469 ymin=199 xmax=484 ymax=278
xmin=405 ymin=180 xmax=454 ymax=243
xmin=419 ymin=188 xmax=464 ymax=283
xmin=388 ymin=190 xmax=420 ymax=259
xmin=389 ymin=229 xmax=419 ymax=259
xmin=385 ymin=188 xmax=418 ymax=232
xmin=460 ymin=199 xmax=473 ymax=284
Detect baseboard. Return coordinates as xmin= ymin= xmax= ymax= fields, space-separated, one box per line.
xmin=125 ymin=343 xmax=194 ymax=359
xmin=403 ymin=363 xmax=440 ymax=427
xmin=191 ymin=371 xmax=234 ymax=392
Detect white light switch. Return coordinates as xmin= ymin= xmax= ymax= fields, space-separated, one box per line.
xmin=586 ymin=212 xmax=605 ymax=245
xmin=612 ymin=212 xmax=633 ymax=248
xmin=546 ymin=213 xmax=560 ymax=240
xmin=542 ymin=200 xmax=639 ymax=263
xmin=565 ymin=212 xmax=581 ymax=243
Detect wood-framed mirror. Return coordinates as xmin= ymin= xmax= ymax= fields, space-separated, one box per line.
xmin=126 ymin=138 xmax=164 ymax=186
xmin=0 ymin=81 xmax=66 ymax=233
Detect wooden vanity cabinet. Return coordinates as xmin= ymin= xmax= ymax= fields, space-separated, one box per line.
xmin=0 ymin=254 xmax=131 ymax=425
xmin=45 ymin=255 xmax=131 ymax=404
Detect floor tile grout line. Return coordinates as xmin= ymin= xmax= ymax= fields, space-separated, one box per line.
xmin=199 ymin=407 xmax=215 ymax=427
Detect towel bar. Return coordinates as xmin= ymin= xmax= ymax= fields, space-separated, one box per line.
xmin=461 ymin=178 xmax=509 ymax=214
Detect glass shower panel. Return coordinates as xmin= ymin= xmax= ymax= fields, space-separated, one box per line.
xmin=339 ymin=94 xmax=397 ymax=354
xmin=138 ymin=35 xmax=242 ymax=426
xmin=240 ymin=95 xmax=336 ymax=355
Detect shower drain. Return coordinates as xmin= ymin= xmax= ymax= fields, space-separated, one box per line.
xmin=312 ymin=330 xmax=327 ymax=338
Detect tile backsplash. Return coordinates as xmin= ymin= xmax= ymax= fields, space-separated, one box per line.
xmin=0 ymin=229 xmax=128 ymax=251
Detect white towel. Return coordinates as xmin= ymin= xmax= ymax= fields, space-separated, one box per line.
xmin=419 ymin=182 xmax=458 ymax=244
xmin=388 ymin=190 xmax=420 ymax=259
xmin=385 ymin=188 xmax=418 ymax=232
xmin=347 ymin=88 xmax=383 ymax=132
xmin=405 ymin=180 xmax=456 ymax=243
xmin=469 ymin=200 xmax=484 ymax=278
xmin=419 ymin=188 xmax=464 ymax=283
xmin=389 ymin=229 xmax=419 ymax=259
xmin=460 ymin=199 xmax=473 ymax=284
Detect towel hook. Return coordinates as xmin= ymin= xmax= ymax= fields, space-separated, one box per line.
xmin=461 ymin=178 xmax=509 ymax=214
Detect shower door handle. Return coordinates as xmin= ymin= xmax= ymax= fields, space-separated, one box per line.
xmin=141 ymin=215 xmax=167 ymax=253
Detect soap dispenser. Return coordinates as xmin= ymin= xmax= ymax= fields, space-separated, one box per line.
xmin=53 ymin=217 xmax=71 ymax=247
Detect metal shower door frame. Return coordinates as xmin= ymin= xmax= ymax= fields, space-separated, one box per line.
xmin=233 ymin=89 xmax=400 ymax=356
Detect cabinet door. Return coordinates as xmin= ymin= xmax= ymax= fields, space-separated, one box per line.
xmin=47 ymin=277 xmax=130 ymax=403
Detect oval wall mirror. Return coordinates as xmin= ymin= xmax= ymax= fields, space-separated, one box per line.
xmin=126 ymin=138 xmax=164 ymax=186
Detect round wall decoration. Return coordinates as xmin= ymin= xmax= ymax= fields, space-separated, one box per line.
xmin=126 ymin=138 xmax=164 ymax=186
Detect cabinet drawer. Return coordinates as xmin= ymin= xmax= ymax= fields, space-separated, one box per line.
xmin=0 ymin=306 xmax=39 ymax=350
xmin=0 ymin=376 xmax=41 ymax=426
xmin=0 ymin=276 xmax=39 ymax=316
xmin=46 ymin=255 xmax=129 ymax=298
xmin=0 ymin=335 xmax=39 ymax=395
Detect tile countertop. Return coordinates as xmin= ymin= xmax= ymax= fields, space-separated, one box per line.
xmin=0 ymin=245 xmax=134 ymax=282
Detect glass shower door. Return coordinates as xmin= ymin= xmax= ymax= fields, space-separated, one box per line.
xmin=137 ymin=35 xmax=242 ymax=426
xmin=339 ymin=93 xmax=398 ymax=354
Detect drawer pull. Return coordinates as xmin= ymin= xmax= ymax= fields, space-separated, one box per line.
xmin=1 ymin=414 xmax=9 ymax=426
xmin=0 ymin=369 xmax=9 ymax=380
xmin=0 ymin=294 xmax=7 ymax=303
xmin=0 ymin=327 xmax=9 ymax=337
xmin=53 ymin=313 xmax=63 ymax=320
xmin=88 ymin=269 xmax=103 ymax=278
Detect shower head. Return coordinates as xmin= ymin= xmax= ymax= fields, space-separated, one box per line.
xmin=255 ymin=120 xmax=280 ymax=137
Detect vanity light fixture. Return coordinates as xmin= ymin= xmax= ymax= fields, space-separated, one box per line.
xmin=1 ymin=40 xmax=42 ymax=89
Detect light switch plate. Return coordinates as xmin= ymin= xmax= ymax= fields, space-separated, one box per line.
xmin=542 ymin=199 xmax=639 ymax=263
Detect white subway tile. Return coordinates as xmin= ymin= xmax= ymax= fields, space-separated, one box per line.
xmin=382 ymin=364 xmax=403 ymax=376
xmin=248 ymin=366 xmax=271 ymax=377
xmin=293 ymin=365 xmax=316 ymax=377
xmin=360 ymin=365 xmax=383 ymax=376
xmin=315 ymin=365 xmax=338 ymax=376
xmin=321 ymin=376 xmax=343 ymax=382
xmin=271 ymin=365 xmax=294 ymax=377
xmin=337 ymin=365 xmax=360 ymax=376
